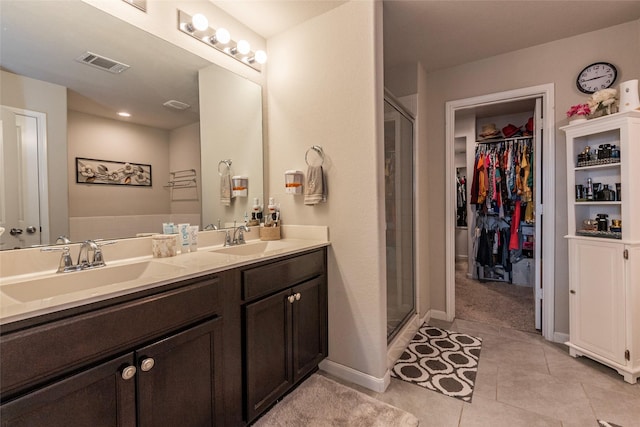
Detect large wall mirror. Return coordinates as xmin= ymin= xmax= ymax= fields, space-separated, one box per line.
xmin=0 ymin=0 xmax=263 ymax=250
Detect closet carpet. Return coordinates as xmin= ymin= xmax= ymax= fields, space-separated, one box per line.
xmin=455 ymin=260 xmax=537 ymax=334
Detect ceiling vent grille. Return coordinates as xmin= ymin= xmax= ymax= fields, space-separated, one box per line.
xmin=163 ymin=100 xmax=191 ymax=110
xmin=75 ymin=51 xmax=130 ymax=74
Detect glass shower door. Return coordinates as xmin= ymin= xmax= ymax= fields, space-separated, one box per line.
xmin=384 ymin=97 xmax=415 ymax=341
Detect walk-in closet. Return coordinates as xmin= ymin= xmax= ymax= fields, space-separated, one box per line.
xmin=454 ymin=99 xmax=542 ymax=333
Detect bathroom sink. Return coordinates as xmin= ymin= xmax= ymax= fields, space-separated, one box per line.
xmin=1 ymin=261 xmax=184 ymax=303
xmin=210 ymin=240 xmax=291 ymax=256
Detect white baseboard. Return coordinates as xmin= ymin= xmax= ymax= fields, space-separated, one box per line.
xmin=429 ymin=309 xmax=449 ymax=321
xmin=319 ymin=359 xmax=389 ymax=393
xmin=553 ymin=332 xmax=570 ymax=344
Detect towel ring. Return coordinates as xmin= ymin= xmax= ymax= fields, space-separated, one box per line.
xmin=218 ymin=159 xmax=232 ymax=176
xmin=305 ymin=145 xmax=325 ymax=167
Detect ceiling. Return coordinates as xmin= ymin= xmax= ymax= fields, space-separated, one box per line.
xmin=0 ymin=1 xmax=207 ymax=130
xmin=217 ymin=1 xmax=640 ymax=85
xmin=212 ymin=0 xmax=347 ymax=38
xmin=383 ymin=0 xmax=640 ymax=74
xmin=3 ymin=1 xmax=638 ymax=129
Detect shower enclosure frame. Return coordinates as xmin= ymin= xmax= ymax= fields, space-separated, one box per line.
xmin=384 ymin=90 xmax=416 ymax=343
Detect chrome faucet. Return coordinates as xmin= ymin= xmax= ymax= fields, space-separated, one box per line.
xmin=41 ymin=240 xmax=114 ymax=273
xmin=41 ymin=246 xmax=75 ymax=273
xmin=232 ymin=225 xmax=250 ymax=245
xmin=219 ymin=229 xmax=232 ymax=247
xmin=77 ymin=240 xmax=100 ymax=268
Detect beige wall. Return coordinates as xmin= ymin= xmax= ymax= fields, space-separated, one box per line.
xmin=67 ymin=110 xmax=170 ymax=217
xmin=169 ymin=122 xmax=201 ymax=215
xmin=415 ymin=62 xmax=431 ymax=317
xmin=416 ymin=20 xmax=640 ymax=334
xmin=267 ymin=1 xmax=387 ymax=380
xmin=0 ymin=70 xmax=69 ymax=241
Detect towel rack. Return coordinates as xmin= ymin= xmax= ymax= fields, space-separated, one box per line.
xmin=305 ymin=145 xmax=324 ymax=166
xmin=165 ymin=169 xmax=198 ymax=200
xmin=218 ymin=159 xmax=232 ymax=176
xmin=165 ymin=169 xmax=197 ymax=188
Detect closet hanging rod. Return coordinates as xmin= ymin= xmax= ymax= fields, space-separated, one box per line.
xmin=476 ymin=136 xmax=533 ymax=144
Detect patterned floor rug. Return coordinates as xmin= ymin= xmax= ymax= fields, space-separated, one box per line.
xmin=391 ymin=325 xmax=482 ymax=402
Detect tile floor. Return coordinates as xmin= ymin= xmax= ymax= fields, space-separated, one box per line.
xmin=326 ymin=318 xmax=640 ymax=427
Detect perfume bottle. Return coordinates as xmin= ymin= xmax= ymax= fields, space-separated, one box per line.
xmin=586 ymin=178 xmax=594 ymax=201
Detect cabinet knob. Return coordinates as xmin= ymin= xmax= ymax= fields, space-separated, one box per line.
xmin=140 ymin=357 xmax=155 ymax=372
xmin=295 ymin=293 xmax=301 ymax=301
xmin=121 ymin=365 xmax=137 ymax=380
xmin=570 ymin=290 xmax=576 ymax=294
xmin=288 ymin=295 xmax=295 ymax=304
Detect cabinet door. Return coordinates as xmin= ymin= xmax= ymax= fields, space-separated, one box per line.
xmin=136 ymin=317 xmax=224 ymax=427
xmin=292 ymin=277 xmax=327 ymax=382
xmin=245 ymin=288 xmax=292 ymax=423
xmin=0 ymin=353 xmax=136 ymax=427
xmin=569 ymin=239 xmax=626 ymax=364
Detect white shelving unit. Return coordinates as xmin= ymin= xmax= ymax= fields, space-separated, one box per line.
xmin=561 ymin=110 xmax=640 ymax=384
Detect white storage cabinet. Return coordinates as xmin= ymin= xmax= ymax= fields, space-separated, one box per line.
xmin=562 ymin=110 xmax=640 ymax=384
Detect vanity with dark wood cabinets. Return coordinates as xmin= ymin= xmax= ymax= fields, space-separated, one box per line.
xmin=0 ymin=247 xmax=328 ymax=426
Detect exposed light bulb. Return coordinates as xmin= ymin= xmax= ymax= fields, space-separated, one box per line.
xmin=215 ymin=28 xmax=231 ymax=44
xmin=191 ymin=13 xmax=209 ymax=31
xmin=118 ymin=112 xmax=131 ymax=117
xmin=254 ymin=50 xmax=267 ymax=64
xmin=236 ymin=40 xmax=250 ymax=55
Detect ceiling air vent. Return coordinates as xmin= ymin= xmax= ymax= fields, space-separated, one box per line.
xmin=75 ymin=51 xmax=130 ymax=74
xmin=163 ymin=100 xmax=191 ymax=110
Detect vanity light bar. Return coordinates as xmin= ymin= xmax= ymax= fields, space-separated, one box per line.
xmin=177 ymin=10 xmax=266 ymax=72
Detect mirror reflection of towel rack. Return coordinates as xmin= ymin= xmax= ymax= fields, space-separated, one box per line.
xmin=165 ymin=169 xmax=198 ymax=200
xmin=218 ymin=159 xmax=232 ymax=176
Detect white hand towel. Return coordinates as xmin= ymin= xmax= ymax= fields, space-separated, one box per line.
xmin=304 ymin=165 xmax=326 ymax=205
xmin=220 ymin=172 xmax=231 ymax=206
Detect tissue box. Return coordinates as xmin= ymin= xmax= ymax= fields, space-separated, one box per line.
xmin=152 ymin=234 xmax=178 ymax=257
xmin=259 ymin=225 xmax=281 ymax=241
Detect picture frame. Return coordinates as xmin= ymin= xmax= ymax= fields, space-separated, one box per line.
xmin=76 ymin=157 xmax=152 ymax=186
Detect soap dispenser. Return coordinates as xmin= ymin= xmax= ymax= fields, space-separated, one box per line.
xmin=249 ymin=198 xmax=262 ymax=226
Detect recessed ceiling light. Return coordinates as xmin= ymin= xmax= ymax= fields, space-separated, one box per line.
xmin=118 ymin=112 xmax=131 ymax=117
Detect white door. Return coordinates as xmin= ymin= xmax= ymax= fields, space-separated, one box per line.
xmin=534 ymin=98 xmax=543 ymax=330
xmin=0 ymin=106 xmax=43 ymax=249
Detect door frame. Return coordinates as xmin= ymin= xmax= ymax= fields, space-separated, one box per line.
xmin=0 ymin=106 xmax=49 ymax=247
xmin=444 ymin=84 xmax=556 ymax=340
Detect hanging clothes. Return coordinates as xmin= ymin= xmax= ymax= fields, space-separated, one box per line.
xmin=470 ymin=138 xmax=533 ymax=207
xmin=470 ymin=137 xmax=534 ymax=283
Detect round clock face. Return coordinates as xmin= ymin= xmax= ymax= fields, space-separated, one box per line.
xmin=576 ymin=62 xmax=617 ymax=94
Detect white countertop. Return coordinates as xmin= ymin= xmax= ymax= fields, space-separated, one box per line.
xmin=0 ymin=234 xmax=329 ymax=326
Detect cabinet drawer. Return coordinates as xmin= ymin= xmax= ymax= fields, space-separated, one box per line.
xmin=1 ymin=276 xmax=220 ymax=399
xmin=242 ymin=250 xmax=325 ymax=301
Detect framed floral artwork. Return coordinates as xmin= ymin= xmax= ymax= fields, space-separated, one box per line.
xmin=76 ymin=157 xmax=152 ymax=186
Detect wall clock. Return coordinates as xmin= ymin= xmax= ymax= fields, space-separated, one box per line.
xmin=576 ymin=62 xmax=617 ymax=94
